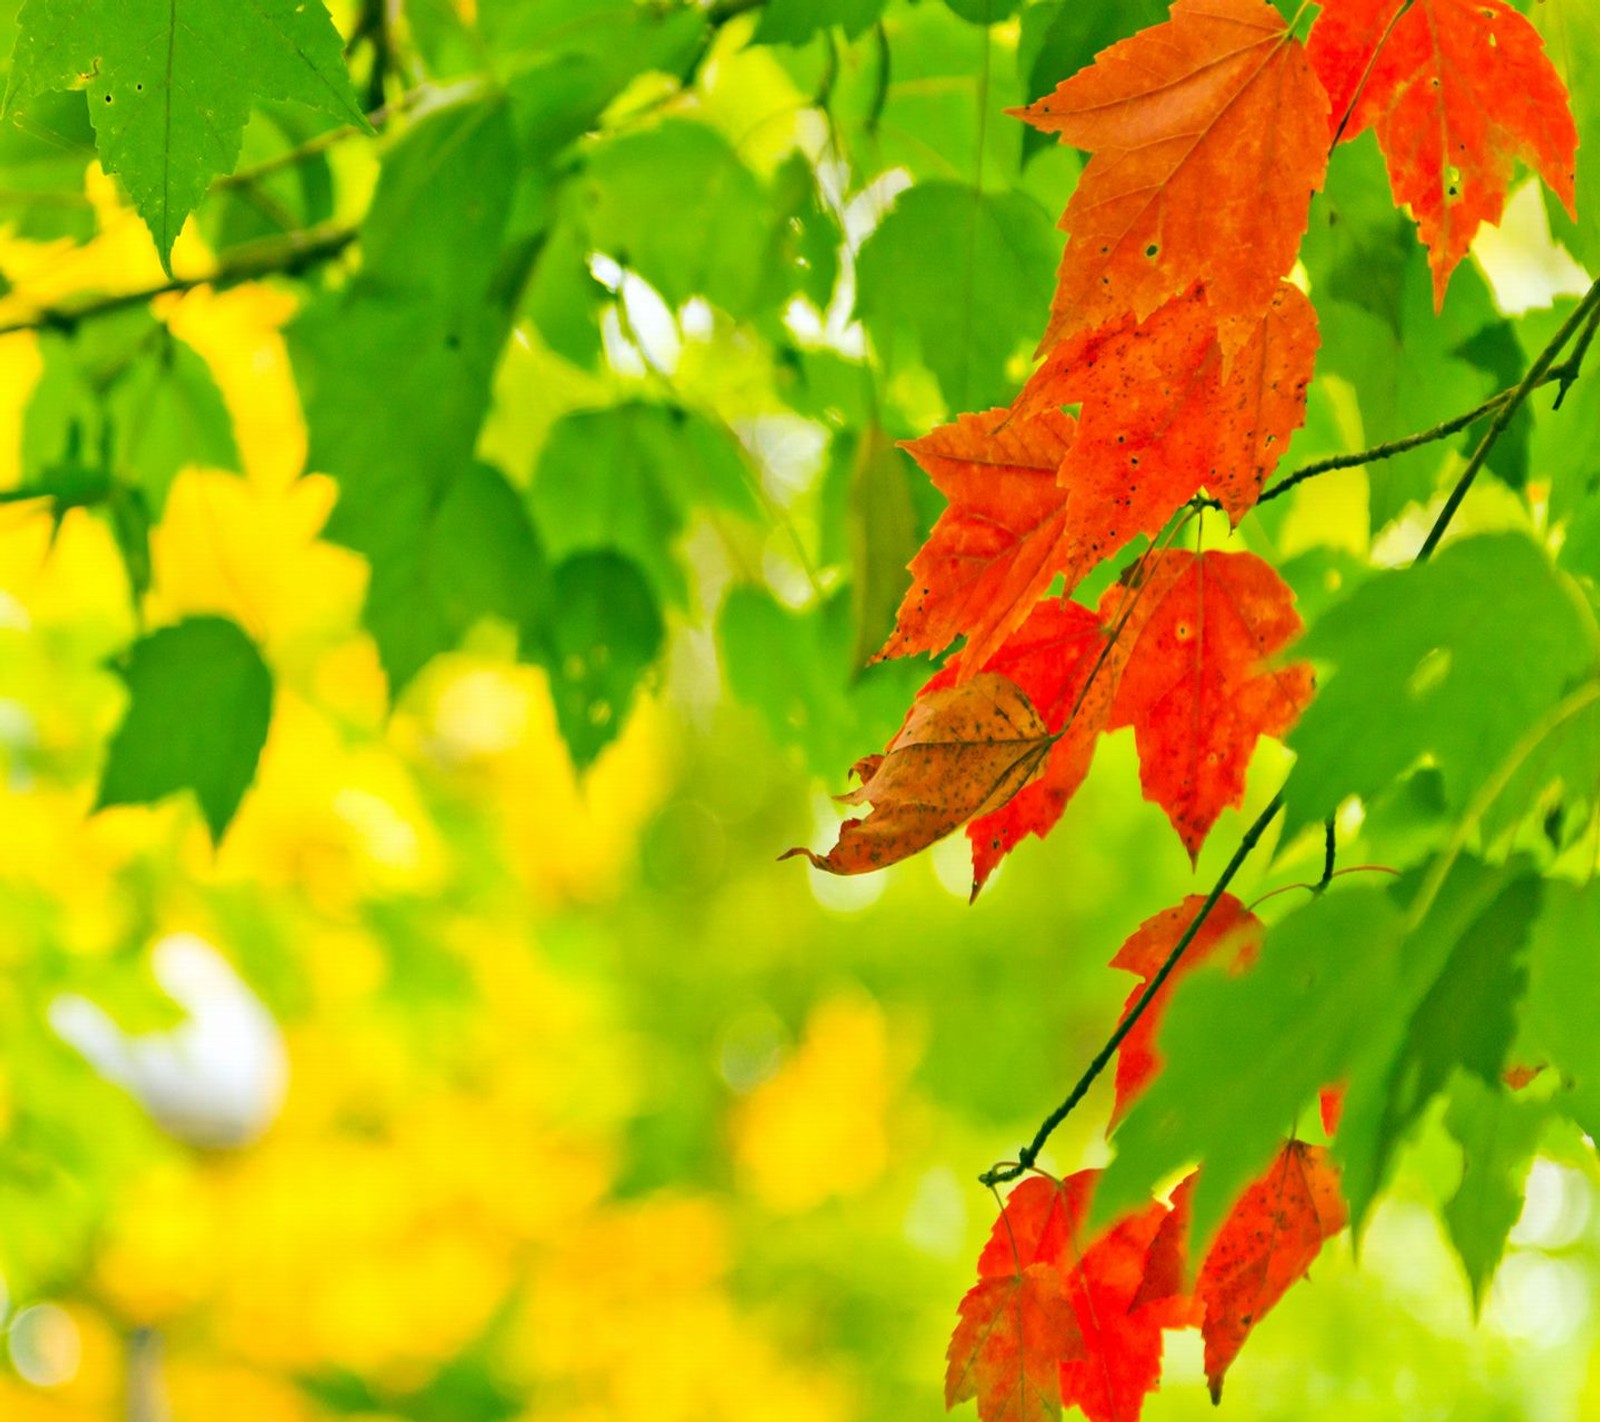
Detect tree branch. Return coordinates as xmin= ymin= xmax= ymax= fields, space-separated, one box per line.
xmin=0 ymin=223 xmax=357 ymax=339
xmin=981 ymin=275 xmax=1600 ymax=1193
xmin=978 ymin=791 xmax=1285 ymax=1189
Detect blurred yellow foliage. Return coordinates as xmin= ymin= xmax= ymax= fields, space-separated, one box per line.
xmin=734 ymin=994 xmax=907 ymax=1214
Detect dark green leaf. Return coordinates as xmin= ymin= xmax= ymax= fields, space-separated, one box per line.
xmin=97 ymin=616 xmax=273 ymax=842
xmin=477 ymin=0 xmax=704 ymax=98
xmin=291 ymin=97 xmax=525 ymax=693
xmin=539 ymin=552 xmax=664 ymax=769
xmin=1308 ymin=148 xmax=1516 ymax=532
xmin=1283 ymin=533 xmax=1598 ymax=846
xmin=1441 ymin=1072 xmax=1547 ymax=1312
xmin=1337 ymin=865 xmax=1541 ymax=1229
xmin=940 ymin=0 xmax=1020 ymax=24
xmin=754 ymin=0 xmax=886 ymax=45
xmin=720 ymin=584 xmax=925 ymax=777
xmin=528 ymin=404 xmax=757 ymax=608
xmin=24 ymin=315 xmax=237 ymax=514
xmin=359 ymin=462 xmax=547 ymax=696
xmin=203 ymin=104 xmax=337 ymax=251
xmin=5 ymin=0 xmax=367 ymax=268
xmin=847 ymin=425 xmax=920 ymax=667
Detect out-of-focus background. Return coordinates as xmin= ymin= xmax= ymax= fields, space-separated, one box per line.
xmin=0 ymin=0 xmax=1596 ymax=1418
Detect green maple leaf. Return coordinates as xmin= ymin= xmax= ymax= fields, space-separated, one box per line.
xmin=4 ymin=0 xmax=368 ymax=269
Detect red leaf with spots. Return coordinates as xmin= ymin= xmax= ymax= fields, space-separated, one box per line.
xmin=1307 ymin=0 xmax=1578 ymax=306
xmin=1109 ymin=895 xmax=1265 ymax=1128
xmin=1097 ymin=549 xmax=1315 ymax=859
xmin=924 ymin=599 xmax=1111 ymax=898
xmin=1012 ymin=0 xmax=1328 ymax=347
xmin=782 ymin=672 xmax=1056 ymax=875
xmin=1015 ymin=284 xmax=1318 ymax=593
xmin=1197 ymin=1141 xmax=1347 ymax=1402
xmin=876 ymin=408 xmax=1076 ymax=668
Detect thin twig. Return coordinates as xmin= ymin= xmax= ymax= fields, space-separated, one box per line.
xmin=1418 ymin=275 xmax=1600 ymax=562
xmin=0 ymin=223 xmax=357 ymax=338
xmin=978 ymin=791 xmax=1285 ymax=1188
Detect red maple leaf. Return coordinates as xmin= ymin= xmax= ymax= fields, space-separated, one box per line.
xmin=947 ymin=1265 xmax=1086 ymax=1422
xmin=1197 ymin=1141 xmax=1347 ymax=1402
xmin=1016 ymin=284 xmax=1318 ymax=592
xmin=1012 ymin=0 xmax=1328 ymax=347
xmin=1059 ymin=1198 xmax=1191 ymax=1422
xmin=923 ymin=599 xmax=1111 ymax=898
xmin=877 ymin=408 xmax=1076 ymax=667
xmin=950 ymin=1174 xmax=1095 ymax=1422
xmin=1097 ymin=549 xmax=1315 ymax=859
xmin=1108 ymin=894 xmax=1265 ymax=1128
xmin=977 ymin=1173 xmax=1097 ymax=1277
xmin=782 ymin=672 xmax=1055 ymax=875
xmin=958 ymin=1173 xmax=1197 ymax=1422
xmin=1307 ymin=0 xmax=1578 ymax=306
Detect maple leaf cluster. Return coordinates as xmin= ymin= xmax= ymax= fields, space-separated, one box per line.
xmin=790 ymin=0 xmax=1577 ymax=897
xmin=782 ymin=0 xmax=1579 ymax=1413
xmin=950 ymin=895 xmax=1347 ymax=1420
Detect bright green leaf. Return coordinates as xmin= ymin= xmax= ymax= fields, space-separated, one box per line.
xmin=754 ymin=0 xmax=886 ymax=45
xmin=1521 ymin=880 xmax=1600 ymax=1140
xmin=855 ymin=182 xmax=1057 ymax=413
xmin=582 ymin=119 xmax=770 ymax=316
xmin=5 ymin=0 xmax=367 ymax=268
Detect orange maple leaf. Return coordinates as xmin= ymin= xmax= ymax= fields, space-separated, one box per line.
xmin=1012 ymin=0 xmax=1328 ymax=348
xmin=1197 ymin=1141 xmax=1347 ymax=1402
xmin=1097 ymin=549 xmax=1314 ymax=859
xmin=1108 ymin=894 xmax=1264 ymax=1128
xmin=1307 ymin=0 xmax=1578 ymax=307
xmin=878 ymin=408 xmax=1076 ymax=667
xmin=783 ymin=672 xmax=1055 ymax=875
xmin=1016 ymin=284 xmax=1318 ymax=595
xmin=923 ymin=598 xmax=1111 ymax=898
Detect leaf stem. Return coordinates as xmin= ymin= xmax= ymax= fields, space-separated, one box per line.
xmin=979 ymin=790 xmax=1285 ymax=1188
